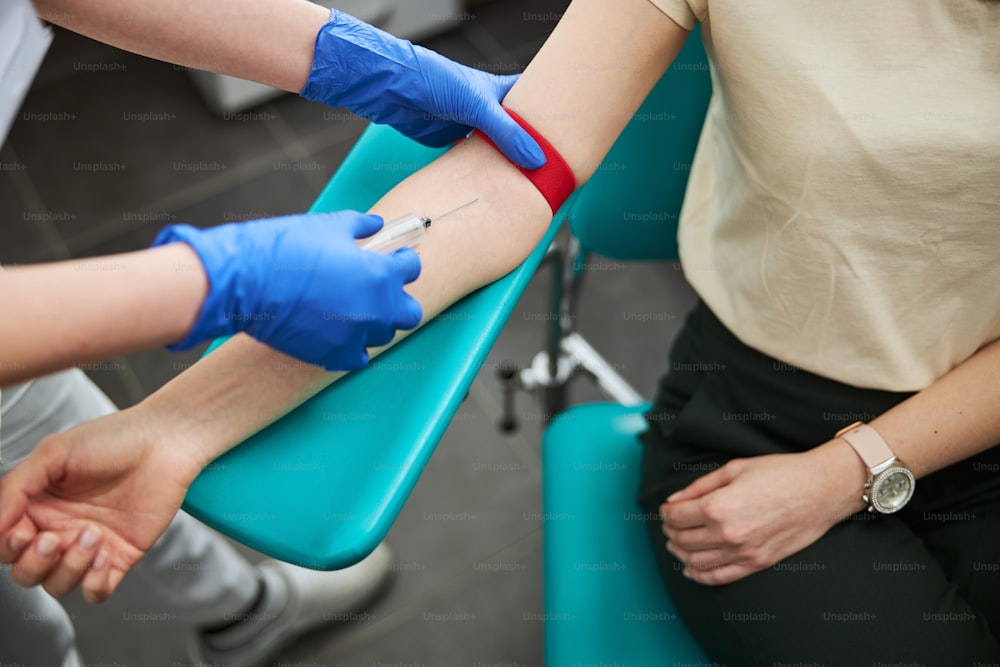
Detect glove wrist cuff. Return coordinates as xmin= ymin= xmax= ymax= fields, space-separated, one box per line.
xmin=472 ymin=108 xmax=576 ymax=214
xmin=300 ymin=8 xmax=413 ymax=109
xmin=151 ymin=224 xmax=242 ymax=350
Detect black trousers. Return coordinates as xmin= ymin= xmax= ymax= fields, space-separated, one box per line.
xmin=638 ymin=302 xmax=1000 ymax=667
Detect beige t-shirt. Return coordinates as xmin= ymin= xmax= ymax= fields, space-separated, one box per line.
xmin=648 ymin=0 xmax=1000 ymax=391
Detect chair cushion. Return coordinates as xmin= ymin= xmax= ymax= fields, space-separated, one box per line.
xmin=542 ymin=402 xmax=709 ymax=665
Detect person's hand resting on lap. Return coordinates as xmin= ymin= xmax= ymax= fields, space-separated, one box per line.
xmin=659 ymin=335 xmax=1000 ymax=586
xmin=659 ymin=445 xmax=865 ymax=586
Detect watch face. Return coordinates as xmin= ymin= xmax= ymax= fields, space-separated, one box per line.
xmin=873 ymin=469 xmax=914 ymax=513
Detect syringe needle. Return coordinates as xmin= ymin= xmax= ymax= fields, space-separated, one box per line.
xmin=426 ymin=198 xmax=479 ymax=224
xmin=364 ymin=198 xmax=481 ymax=253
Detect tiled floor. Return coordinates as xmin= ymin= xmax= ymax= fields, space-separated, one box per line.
xmin=2 ymin=1 xmax=697 ymax=664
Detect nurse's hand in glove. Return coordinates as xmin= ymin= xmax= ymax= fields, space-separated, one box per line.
xmin=300 ymin=9 xmax=546 ymax=170
xmin=154 ymin=211 xmax=423 ymax=370
xmin=0 ymin=210 xmax=423 ymax=601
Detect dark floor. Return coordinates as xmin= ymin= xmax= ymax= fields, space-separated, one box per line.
xmin=1 ymin=1 xmax=696 ymax=664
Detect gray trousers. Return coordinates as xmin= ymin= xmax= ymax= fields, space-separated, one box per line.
xmin=0 ymin=370 xmax=259 ymax=666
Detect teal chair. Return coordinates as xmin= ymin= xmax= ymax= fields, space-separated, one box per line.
xmin=183 ymin=24 xmax=714 ymax=666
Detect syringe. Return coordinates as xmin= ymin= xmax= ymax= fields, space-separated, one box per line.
xmin=362 ymin=198 xmax=479 ymax=254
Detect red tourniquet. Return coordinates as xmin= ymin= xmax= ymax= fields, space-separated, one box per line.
xmin=471 ymin=108 xmax=576 ymax=214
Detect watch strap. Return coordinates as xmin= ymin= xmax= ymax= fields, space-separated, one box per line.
xmin=837 ymin=423 xmax=894 ymax=470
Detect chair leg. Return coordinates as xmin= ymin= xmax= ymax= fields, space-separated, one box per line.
xmin=561 ymin=333 xmax=644 ymax=406
xmin=495 ymin=235 xmax=645 ymax=432
xmin=497 ymin=240 xmax=581 ymax=432
xmin=496 ymin=348 xmax=577 ymax=432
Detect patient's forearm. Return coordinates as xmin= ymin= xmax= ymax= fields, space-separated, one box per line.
xmin=143 ymin=138 xmax=550 ymax=467
xmin=141 ymin=0 xmax=689 ymax=470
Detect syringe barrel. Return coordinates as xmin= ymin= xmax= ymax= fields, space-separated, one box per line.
xmin=361 ymin=213 xmax=427 ymax=254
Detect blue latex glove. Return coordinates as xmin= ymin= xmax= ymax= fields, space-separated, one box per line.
xmin=300 ymin=9 xmax=546 ymax=170
xmin=152 ymin=212 xmax=422 ymax=371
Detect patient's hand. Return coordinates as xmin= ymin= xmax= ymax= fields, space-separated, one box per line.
xmin=0 ymin=407 xmax=204 ymax=603
xmin=659 ymin=445 xmax=863 ymax=585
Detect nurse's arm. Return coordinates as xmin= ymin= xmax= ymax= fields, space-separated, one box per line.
xmin=0 ymin=245 xmax=207 ymax=387
xmin=32 ymin=0 xmax=329 ymax=93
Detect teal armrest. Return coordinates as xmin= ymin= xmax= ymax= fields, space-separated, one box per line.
xmin=182 ymin=125 xmax=567 ymax=569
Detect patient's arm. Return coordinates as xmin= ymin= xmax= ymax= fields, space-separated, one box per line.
xmin=139 ymin=0 xmax=690 ymax=467
xmin=0 ymin=0 xmax=689 ymax=601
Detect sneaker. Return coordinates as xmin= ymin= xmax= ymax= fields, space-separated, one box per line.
xmin=189 ymin=543 xmax=393 ymax=667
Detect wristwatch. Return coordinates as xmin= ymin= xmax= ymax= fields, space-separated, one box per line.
xmin=835 ymin=421 xmax=915 ymax=514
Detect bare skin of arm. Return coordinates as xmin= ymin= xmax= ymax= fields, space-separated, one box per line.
xmin=32 ymin=0 xmax=330 ymax=93
xmin=0 ymin=246 xmax=207 ymax=386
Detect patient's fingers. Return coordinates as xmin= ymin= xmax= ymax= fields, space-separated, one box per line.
xmin=0 ymin=476 xmax=33 ymax=563
xmin=81 ymin=554 xmax=122 ymax=605
xmin=42 ymin=526 xmax=103 ymax=598
xmin=0 ymin=516 xmax=38 ymax=563
xmin=10 ymin=531 xmax=61 ymax=587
